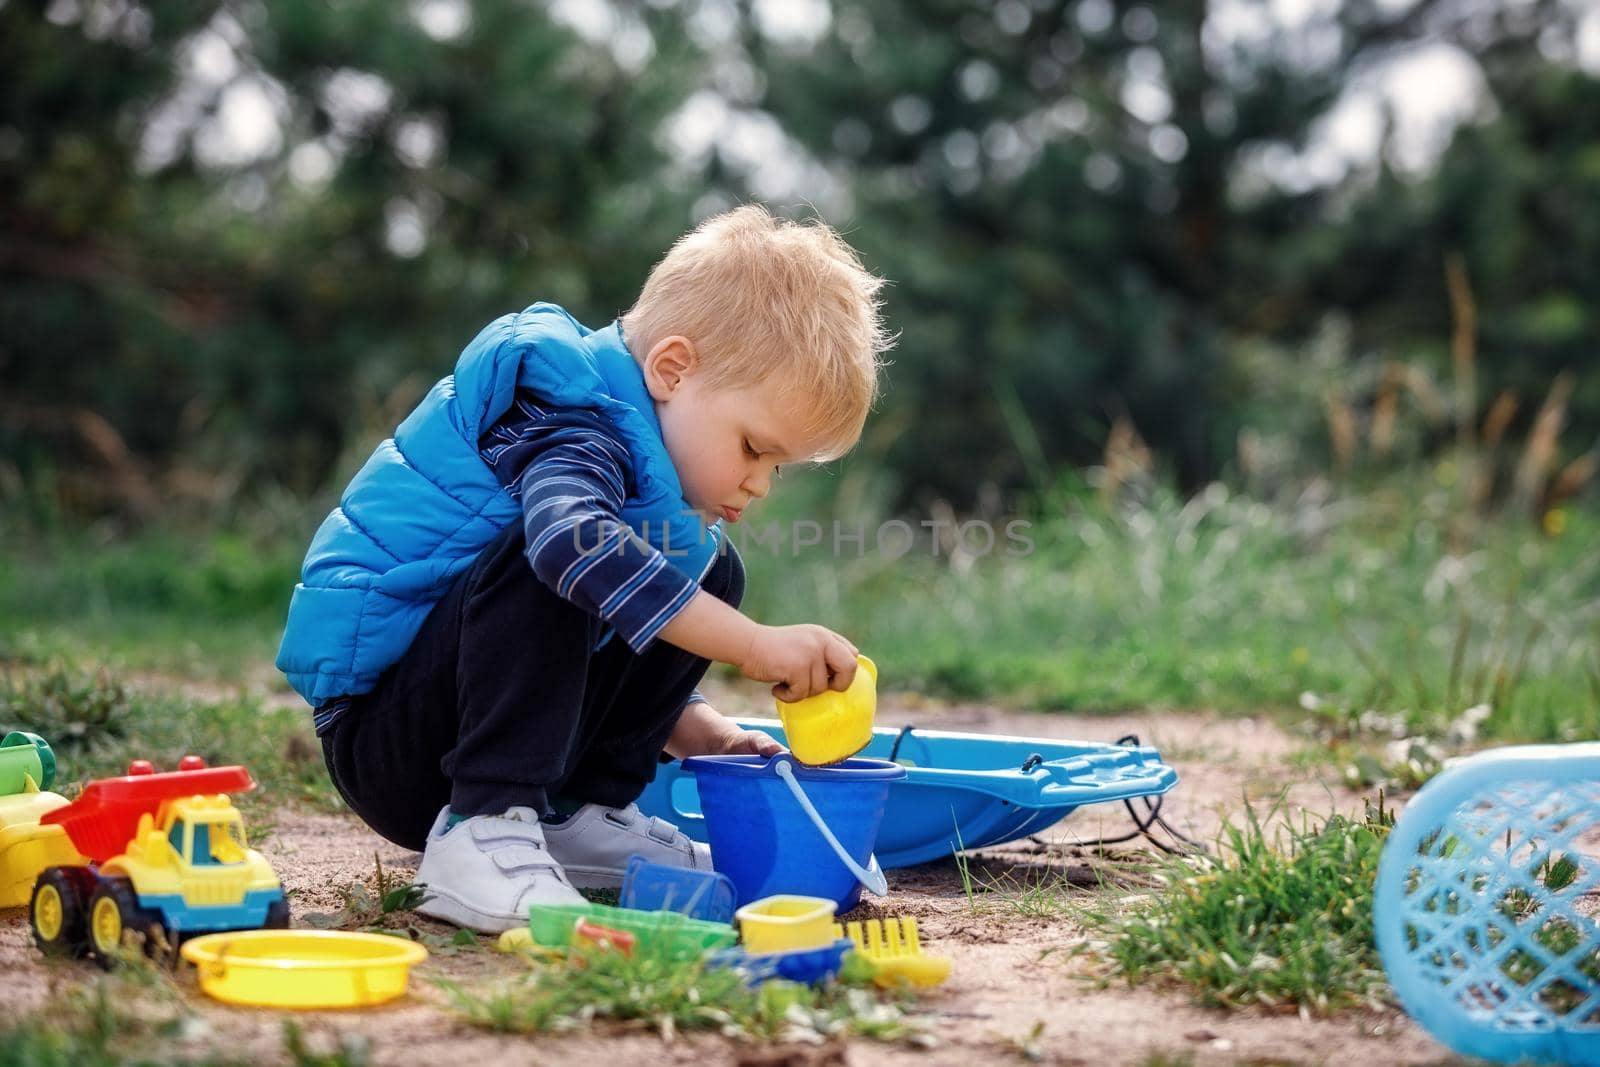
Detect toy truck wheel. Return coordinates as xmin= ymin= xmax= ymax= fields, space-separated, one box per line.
xmin=86 ymin=877 xmax=166 ymax=969
xmin=31 ymin=867 xmax=94 ymax=958
xmin=264 ymin=898 xmax=290 ymax=929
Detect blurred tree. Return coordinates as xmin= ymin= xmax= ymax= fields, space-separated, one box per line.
xmin=1 ymin=0 xmax=703 ymax=517
xmin=2 ymin=0 xmax=1594 ymax=521
xmin=1303 ymin=61 xmax=1600 ymax=453
xmin=735 ymin=0 xmax=1582 ymax=502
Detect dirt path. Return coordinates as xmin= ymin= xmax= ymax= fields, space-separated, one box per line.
xmin=0 ymin=694 xmax=1467 ymax=1066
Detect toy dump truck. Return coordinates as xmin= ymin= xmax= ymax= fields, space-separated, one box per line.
xmin=26 ymin=754 xmax=287 ymax=965
xmin=0 ymin=732 xmax=86 ymax=907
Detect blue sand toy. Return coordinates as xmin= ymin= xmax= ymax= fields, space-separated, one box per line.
xmin=619 ymin=854 xmax=737 ymax=923
xmin=1375 ymin=743 xmax=1600 ymax=1066
xmin=708 ymin=938 xmax=855 ymax=986
xmin=683 ymin=753 xmax=903 ymax=910
xmin=640 ymin=718 xmax=1177 ymax=868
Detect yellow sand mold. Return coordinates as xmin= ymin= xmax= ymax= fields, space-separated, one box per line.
xmin=181 ymin=929 xmax=428 ymax=1008
xmin=775 ymin=655 xmax=878 ymax=766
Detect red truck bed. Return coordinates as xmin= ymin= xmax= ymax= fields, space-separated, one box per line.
xmin=41 ymin=763 xmax=255 ymax=862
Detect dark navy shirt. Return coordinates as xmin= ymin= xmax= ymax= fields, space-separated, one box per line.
xmin=312 ymin=391 xmax=718 ymax=738
xmin=477 ymin=391 xmax=719 ymax=655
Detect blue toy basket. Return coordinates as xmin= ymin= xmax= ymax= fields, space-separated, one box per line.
xmin=1374 ymin=742 xmax=1600 ymax=1066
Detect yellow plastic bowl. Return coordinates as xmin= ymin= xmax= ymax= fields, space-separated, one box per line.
xmin=181 ymin=929 xmax=429 ymax=1009
xmin=736 ymin=895 xmax=837 ymax=954
xmin=775 ymin=654 xmax=877 ymax=766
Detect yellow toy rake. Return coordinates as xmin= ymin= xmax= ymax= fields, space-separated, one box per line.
xmin=833 ymin=916 xmax=951 ymax=988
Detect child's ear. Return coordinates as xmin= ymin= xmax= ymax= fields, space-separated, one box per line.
xmin=643 ymin=336 xmax=698 ymax=400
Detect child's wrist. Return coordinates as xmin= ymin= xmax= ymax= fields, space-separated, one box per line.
xmin=661 ymin=590 xmax=758 ymax=667
xmin=736 ymin=620 xmax=765 ymax=674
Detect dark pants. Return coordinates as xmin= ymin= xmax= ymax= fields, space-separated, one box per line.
xmin=319 ymin=522 xmax=744 ymax=852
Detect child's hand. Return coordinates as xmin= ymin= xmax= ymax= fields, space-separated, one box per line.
xmin=741 ymin=624 xmax=859 ymax=702
xmin=666 ymin=700 xmax=783 ymax=760
xmin=718 ymin=728 xmax=785 ymax=758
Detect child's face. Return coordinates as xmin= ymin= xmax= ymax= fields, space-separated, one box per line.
xmin=643 ymin=337 xmax=814 ymax=525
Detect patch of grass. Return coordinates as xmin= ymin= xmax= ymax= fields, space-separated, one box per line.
xmin=954 ymin=820 xmax=1081 ymax=921
xmin=1289 ymin=698 xmax=1503 ymax=794
xmin=6 ymin=463 xmax=1596 ymax=746
xmin=282 ymin=1022 xmax=372 ymax=1067
xmin=298 ymin=854 xmax=482 ymax=955
xmin=0 ymin=962 xmax=334 ymax=1067
xmin=438 ymin=938 xmax=934 ymax=1046
xmin=0 ymin=659 xmax=131 ymax=750
xmin=300 ymin=852 xmax=430 ymax=931
xmin=968 ymin=864 xmax=1079 ymax=919
xmin=950 ymin=849 xmax=1160 ymax=921
xmin=1298 ymin=738 xmax=1446 ymax=793
xmin=0 ymin=981 xmax=199 ymax=1067
xmin=0 ymin=659 xmax=339 ymax=813
xmin=1080 ymin=798 xmax=1395 ymax=1015
xmin=742 ymin=468 xmax=1600 ymax=742
xmin=0 ymin=526 xmax=298 ymax=680
xmin=0 ymin=985 xmax=366 ymax=1067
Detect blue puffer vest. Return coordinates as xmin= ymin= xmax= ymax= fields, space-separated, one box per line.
xmin=275 ymin=303 xmax=722 ymax=706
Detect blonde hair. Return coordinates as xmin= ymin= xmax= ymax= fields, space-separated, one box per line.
xmin=621 ymin=204 xmax=892 ymax=461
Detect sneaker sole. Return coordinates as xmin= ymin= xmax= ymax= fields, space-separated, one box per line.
xmin=557 ymin=864 xmax=625 ymax=890
xmin=415 ymin=889 xmax=526 ymax=934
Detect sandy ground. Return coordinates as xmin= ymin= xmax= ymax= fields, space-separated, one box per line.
xmin=0 ymin=690 xmax=1471 ymax=1066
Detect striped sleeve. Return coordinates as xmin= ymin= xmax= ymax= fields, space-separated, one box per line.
xmin=487 ymin=405 xmax=700 ymax=653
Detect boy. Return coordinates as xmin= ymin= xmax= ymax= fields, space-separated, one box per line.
xmin=276 ymin=205 xmax=892 ymax=932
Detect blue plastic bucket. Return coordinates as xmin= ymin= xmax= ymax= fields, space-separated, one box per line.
xmin=682 ymin=754 xmax=906 ymax=910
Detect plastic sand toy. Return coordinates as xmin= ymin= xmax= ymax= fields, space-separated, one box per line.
xmin=735 ymin=895 xmax=836 ymax=954
xmin=0 ymin=733 xmax=84 ymax=909
xmin=685 ymin=754 xmax=902 ymax=908
xmin=642 ymin=718 xmax=1177 ymax=868
xmin=709 ymin=938 xmax=855 ymax=986
xmin=775 ymin=655 xmax=877 ymax=766
xmin=619 ymin=854 xmax=736 ymax=923
xmin=28 ymin=756 xmax=286 ymax=966
xmin=0 ymin=731 xmax=56 ymax=796
xmin=182 ymin=929 xmax=428 ymax=1008
xmin=495 ymin=927 xmax=561 ymax=959
xmin=834 ymin=916 xmax=951 ymax=988
xmin=497 ymin=927 xmax=533 ymax=952
xmin=525 ymin=901 xmax=736 ymax=960
xmin=1375 ymin=742 xmax=1600 ymax=1066
xmin=573 ymin=918 xmax=636 ymax=956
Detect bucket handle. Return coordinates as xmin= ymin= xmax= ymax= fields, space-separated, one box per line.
xmin=772 ymin=757 xmax=889 ymax=898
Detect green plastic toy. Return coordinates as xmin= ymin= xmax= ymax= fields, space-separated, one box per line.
xmin=0 ymin=732 xmax=56 ymax=795
xmin=525 ymin=901 xmax=735 ymax=960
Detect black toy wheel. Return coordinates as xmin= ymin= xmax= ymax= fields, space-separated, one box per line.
xmin=31 ymin=867 xmax=94 ymax=958
xmin=264 ymin=897 xmax=290 ymax=929
xmin=86 ymin=876 xmax=166 ymax=969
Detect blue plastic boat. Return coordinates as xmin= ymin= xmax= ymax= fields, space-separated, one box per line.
xmin=637 ymin=718 xmax=1178 ymax=869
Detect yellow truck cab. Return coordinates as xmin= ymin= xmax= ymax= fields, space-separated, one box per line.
xmin=102 ymin=795 xmax=281 ymax=917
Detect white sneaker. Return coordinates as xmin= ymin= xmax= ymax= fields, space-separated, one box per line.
xmin=413 ymin=806 xmax=585 ymax=933
xmin=540 ymin=802 xmax=712 ymax=889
